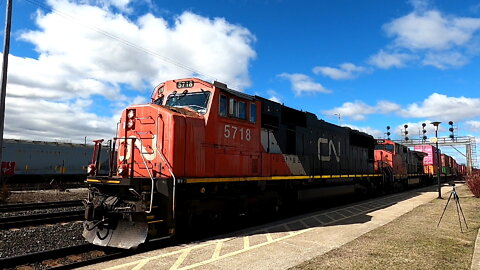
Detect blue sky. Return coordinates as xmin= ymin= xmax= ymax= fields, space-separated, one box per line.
xmin=1 ymin=0 xmax=479 ymax=165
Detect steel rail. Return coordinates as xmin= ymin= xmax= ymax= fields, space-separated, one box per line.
xmin=0 ymin=200 xmax=83 ymax=212
xmin=0 ymin=210 xmax=84 ymax=229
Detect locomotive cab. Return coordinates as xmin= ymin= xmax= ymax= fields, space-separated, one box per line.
xmin=83 ymin=78 xmax=217 ymax=248
xmin=83 ymin=78 xmax=262 ymax=248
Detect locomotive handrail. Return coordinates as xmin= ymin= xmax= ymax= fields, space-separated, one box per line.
xmin=134 ymin=136 xmax=155 ymax=214
xmin=156 ymin=114 xmax=176 ymax=221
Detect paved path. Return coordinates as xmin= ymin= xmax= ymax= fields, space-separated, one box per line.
xmin=80 ymin=186 xmax=454 ymax=270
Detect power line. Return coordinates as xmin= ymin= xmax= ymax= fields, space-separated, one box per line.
xmin=24 ymin=0 xmax=218 ymax=83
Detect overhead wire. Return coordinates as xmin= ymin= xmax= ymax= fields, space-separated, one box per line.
xmin=23 ymin=0 xmax=219 ymax=83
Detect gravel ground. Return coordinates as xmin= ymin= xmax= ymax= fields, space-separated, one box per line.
xmin=4 ymin=188 xmax=88 ymax=204
xmin=0 ymin=206 xmax=84 ymax=218
xmin=0 ymin=222 xmax=87 ymax=258
xmin=0 ymin=189 xmax=89 ymax=259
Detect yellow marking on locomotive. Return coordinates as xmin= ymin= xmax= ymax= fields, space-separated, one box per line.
xmin=147 ymin=220 xmax=164 ymax=224
xmin=185 ymin=173 xmax=384 ymax=184
xmin=86 ymin=179 xmax=120 ymax=184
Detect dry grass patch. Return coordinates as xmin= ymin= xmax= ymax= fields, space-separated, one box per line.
xmin=290 ymin=185 xmax=480 ymax=270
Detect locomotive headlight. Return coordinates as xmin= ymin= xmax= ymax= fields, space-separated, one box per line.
xmin=127 ymin=119 xmax=135 ymax=129
xmin=87 ymin=164 xmax=96 ymax=176
xmin=118 ymin=164 xmax=128 ymax=177
xmin=127 ymin=109 xmax=135 ymax=119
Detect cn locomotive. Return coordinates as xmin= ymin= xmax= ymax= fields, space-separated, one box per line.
xmin=83 ymin=78 xmax=453 ymax=248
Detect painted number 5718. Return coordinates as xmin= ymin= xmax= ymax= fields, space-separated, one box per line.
xmin=224 ymin=124 xmax=251 ymax=141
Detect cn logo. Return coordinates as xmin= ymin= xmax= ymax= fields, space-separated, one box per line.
xmin=317 ymin=138 xmax=340 ymax=162
xmin=118 ymin=135 xmax=157 ymax=161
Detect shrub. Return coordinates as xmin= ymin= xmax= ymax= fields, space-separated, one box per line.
xmin=466 ymin=171 xmax=480 ymax=198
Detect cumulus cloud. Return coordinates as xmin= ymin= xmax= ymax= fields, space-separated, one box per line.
xmin=325 ymin=93 xmax=480 ymax=124
xmin=466 ymin=120 xmax=480 ymax=131
xmin=312 ymin=63 xmax=368 ymax=80
xmin=323 ymin=99 xmax=403 ymax=121
xmin=399 ymin=93 xmax=480 ymax=121
xmin=278 ymin=73 xmax=331 ymax=96
xmin=368 ymin=50 xmax=415 ymax=69
xmin=5 ymin=0 xmax=256 ymax=142
xmin=266 ymin=90 xmax=282 ymax=103
xmin=323 ymin=101 xmax=376 ymax=121
xmin=369 ymin=3 xmax=480 ymax=70
xmin=422 ymin=51 xmax=469 ymax=69
xmin=344 ymin=124 xmax=384 ymax=139
xmin=384 ymin=10 xmax=480 ymax=51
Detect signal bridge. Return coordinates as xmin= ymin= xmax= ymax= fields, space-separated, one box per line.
xmin=394 ymin=136 xmax=477 ymax=174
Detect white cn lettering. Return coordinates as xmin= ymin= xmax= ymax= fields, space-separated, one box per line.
xmin=317 ymin=137 xmax=340 ymax=162
xmin=118 ymin=135 xmax=157 ymax=162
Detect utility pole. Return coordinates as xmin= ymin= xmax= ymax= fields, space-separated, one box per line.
xmin=0 ymin=0 xmax=13 ymax=185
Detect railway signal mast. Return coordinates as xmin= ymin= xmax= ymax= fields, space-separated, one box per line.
xmin=395 ymin=121 xmax=477 ymax=175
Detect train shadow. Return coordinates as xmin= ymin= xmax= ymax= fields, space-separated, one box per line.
xmin=179 ymin=184 xmax=440 ymax=244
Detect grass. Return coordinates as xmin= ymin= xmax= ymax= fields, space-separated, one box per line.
xmin=290 ymin=185 xmax=480 ymax=270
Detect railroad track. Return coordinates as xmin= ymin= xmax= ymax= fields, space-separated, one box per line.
xmin=0 ymin=210 xmax=84 ymax=229
xmin=0 ymin=200 xmax=83 ymax=212
xmin=0 ymin=243 xmax=129 ymax=269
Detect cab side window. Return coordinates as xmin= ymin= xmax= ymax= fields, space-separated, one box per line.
xmin=250 ymin=103 xmax=256 ymax=123
xmin=219 ymin=95 xmax=227 ymax=117
xmin=238 ymin=101 xmax=246 ymax=120
xmin=220 ymin=95 xmax=256 ymax=123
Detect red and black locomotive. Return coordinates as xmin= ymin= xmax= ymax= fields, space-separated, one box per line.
xmin=83 ymin=78 xmax=455 ymax=248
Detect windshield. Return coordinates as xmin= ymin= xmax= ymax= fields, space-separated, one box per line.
xmin=166 ymin=91 xmax=211 ymax=114
xmin=375 ymin=144 xmax=394 ymax=152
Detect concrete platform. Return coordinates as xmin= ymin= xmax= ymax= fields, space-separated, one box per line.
xmin=80 ymin=185 xmax=452 ymax=270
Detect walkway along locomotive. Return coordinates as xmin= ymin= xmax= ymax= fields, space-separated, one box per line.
xmin=84 ymin=78 xmax=426 ymax=249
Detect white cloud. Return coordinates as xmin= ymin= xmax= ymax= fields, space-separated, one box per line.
xmin=266 ymin=90 xmax=282 ymax=103
xmin=376 ymin=100 xmax=402 ymax=114
xmin=312 ymin=63 xmax=368 ymax=80
xmin=465 ymin=120 xmax=480 ymax=131
xmin=400 ymin=93 xmax=480 ymax=121
xmin=384 ymin=10 xmax=480 ymax=51
xmin=323 ymin=99 xmax=403 ymax=121
xmin=4 ymin=96 xmax=116 ymax=142
xmin=369 ymin=4 xmax=480 ymax=70
xmin=344 ymin=124 xmax=384 ymax=139
xmin=323 ymin=101 xmax=376 ymax=121
xmin=368 ymin=50 xmax=414 ymax=69
xmin=278 ymin=73 xmax=331 ymax=96
xmin=422 ymin=51 xmax=468 ymax=69
xmin=5 ymin=1 xmax=256 ymax=142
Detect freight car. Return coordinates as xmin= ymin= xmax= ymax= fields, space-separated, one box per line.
xmin=374 ymin=139 xmax=427 ymax=189
xmin=84 ymin=78 xmax=385 ymax=249
xmin=413 ymin=144 xmax=441 ymax=181
xmin=1 ymin=139 xmax=110 ymax=189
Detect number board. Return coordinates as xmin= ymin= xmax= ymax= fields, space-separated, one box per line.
xmin=376 ymin=139 xmax=385 ymax=143
xmin=176 ymin=80 xmax=194 ymax=89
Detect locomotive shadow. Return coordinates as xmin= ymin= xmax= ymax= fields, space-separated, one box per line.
xmin=200 ymin=188 xmax=431 ymax=242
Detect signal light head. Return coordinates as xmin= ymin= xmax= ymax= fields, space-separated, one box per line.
xmin=422 ymin=123 xmax=426 ymax=127
xmin=449 ymin=121 xmax=453 ymax=125
xmin=423 ymin=135 xmax=427 ymax=140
